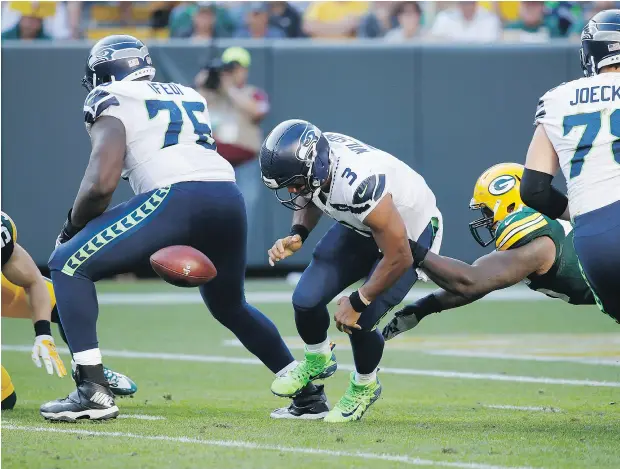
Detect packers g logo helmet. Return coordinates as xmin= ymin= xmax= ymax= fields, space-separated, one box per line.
xmin=469 ymin=163 xmax=525 ymax=247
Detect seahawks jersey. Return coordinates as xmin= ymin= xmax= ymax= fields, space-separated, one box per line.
xmin=312 ymin=133 xmax=443 ymax=249
xmin=83 ymin=81 xmax=235 ymax=195
xmin=535 ymin=73 xmax=620 ymax=217
xmin=494 ymin=207 xmax=593 ymax=305
xmin=1 ymin=212 xmax=16 ymax=267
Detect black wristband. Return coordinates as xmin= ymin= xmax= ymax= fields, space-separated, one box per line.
xmin=290 ymin=224 xmax=310 ymax=243
xmin=34 ymin=320 xmax=52 ymax=337
xmin=409 ymin=240 xmax=429 ymax=268
xmin=349 ymin=290 xmax=368 ymax=313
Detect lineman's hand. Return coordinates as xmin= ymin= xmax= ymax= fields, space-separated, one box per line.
xmin=32 ymin=335 xmax=67 ymax=377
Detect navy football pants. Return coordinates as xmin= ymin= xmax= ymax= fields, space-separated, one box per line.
xmin=293 ymin=222 xmax=435 ymax=374
xmin=48 ymin=182 xmax=294 ymax=373
xmin=573 ymin=200 xmax=620 ymax=323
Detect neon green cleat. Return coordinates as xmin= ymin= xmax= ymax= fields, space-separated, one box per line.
xmin=271 ymin=346 xmax=337 ymax=397
xmin=323 ymin=372 xmax=382 ymax=423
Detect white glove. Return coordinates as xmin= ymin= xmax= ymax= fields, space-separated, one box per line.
xmin=32 ymin=335 xmax=67 ymax=377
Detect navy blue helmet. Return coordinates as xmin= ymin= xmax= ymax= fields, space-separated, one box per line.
xmin=259 ymin=120 xmax=331 ymax=210
xmin=82 ymin=35 xmax=156 ymax=92
xmin=580 ymin=10 xmax=620 ymax=77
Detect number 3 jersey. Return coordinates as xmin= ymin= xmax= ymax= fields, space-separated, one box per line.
xmin=312 ymin=133 xmax=443 ymax=249
xmin=83 ymin=81 xmax=235 ymax=194
xmin=535 ymin=73 xmax=620 ymax=218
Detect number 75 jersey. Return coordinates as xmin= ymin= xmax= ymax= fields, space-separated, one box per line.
xmin=83 ymin=81 xmax=235 ymax=194
xmin=535 ymin=73 xmax=620 ymax=217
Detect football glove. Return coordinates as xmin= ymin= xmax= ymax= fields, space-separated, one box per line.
xmin=55 ymin=209 xmax=82 ymax=247
xmin=382 ymin=305 xmax=421 ymax=340
xmin=32 ymin=335 xmax=67 ymax=377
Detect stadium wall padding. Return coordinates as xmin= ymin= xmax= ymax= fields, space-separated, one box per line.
xmin=1 ymin=41 xmax=581 ymax=268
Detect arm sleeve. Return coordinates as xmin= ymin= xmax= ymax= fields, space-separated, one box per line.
xmin=520 ymin=168 xmax=568 ymax=220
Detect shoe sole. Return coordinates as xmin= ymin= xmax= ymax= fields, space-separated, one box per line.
xmin=40 ymin=406 xmax=120 ymax=422
xmin=270 ymin=409 xmax=329 ymax=420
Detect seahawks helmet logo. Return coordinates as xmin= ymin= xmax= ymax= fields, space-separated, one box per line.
xmin=88 ymin=44 xmax=150 ymax=69
xmin=295 ymin=126 xmax=319 ymax=162
xmin=488 ymin=175 xmax=516 ymax=196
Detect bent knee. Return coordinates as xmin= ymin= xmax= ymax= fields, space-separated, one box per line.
xmin=48 ymin=245 xmax=69 ymax=273
xmin=292 ymin=287 xmax=324 ymax=313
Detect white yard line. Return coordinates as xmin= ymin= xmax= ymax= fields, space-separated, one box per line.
xmin=483 ymin=405 xmax=561 ymax=413
xmin=223 ymin=340 xmax=620 ymax=367
xmin=2 ymin=424 xmax=539 ymax=469
xmin=97 ymin=288 xmax=547 ymax=306
xmin=118 ymin=414 xmax=166 ymax=421
xmin=4 ymin=345 xmax=620 ymax=388
xmin=426 ymin=350 xmax=620 ymax=367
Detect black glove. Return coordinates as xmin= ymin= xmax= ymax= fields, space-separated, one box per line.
xmin=382 ymin=304 xmax=421 ymax=340
xmin=55 ymin=209 xmax=82 ymax=247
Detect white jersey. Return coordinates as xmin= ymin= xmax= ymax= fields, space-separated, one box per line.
xmin=535 ymin=73 xmax=620 ymax=217
xmin=313 ymin=133 xmax=443 ymax=250
xmin=83 ymin=81 xmax=235 ymax=194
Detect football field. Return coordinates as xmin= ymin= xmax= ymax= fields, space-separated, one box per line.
xmin=2 ymin=279 xmax=619 ymax=469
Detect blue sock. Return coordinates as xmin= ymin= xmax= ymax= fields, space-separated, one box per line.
xmin=349 ymin=329 xmax=384 ymax=374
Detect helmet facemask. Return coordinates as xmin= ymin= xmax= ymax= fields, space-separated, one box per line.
xmin=469 ymin=203 xmax=496 ymax=247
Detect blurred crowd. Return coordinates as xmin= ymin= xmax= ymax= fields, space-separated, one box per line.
xmin=2 ymin=1 xmax=619 ymax=43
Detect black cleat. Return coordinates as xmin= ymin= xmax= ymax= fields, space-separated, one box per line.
xmin=40 ymin=364 xmax=119 ymax=422
xmin=270 ymin=384 xmax=330 ymax=420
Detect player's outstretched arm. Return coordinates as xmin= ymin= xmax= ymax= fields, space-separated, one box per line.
xmin=71 ymin=116 xmax=126 ymax=229
xmin=2 ymin=244 xmax=67 ymax=377
xmin=383 ymin=240 xmax=553 ymax=340
xmin=521 ymin=125 xmax=570 ymax=221
xmin=267 ymin=201 xmax=322 ymax=266
xmin=421 ymin=238 xmax=553 ymax=301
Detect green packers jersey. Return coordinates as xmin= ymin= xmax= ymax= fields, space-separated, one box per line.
xmin=1 ymin=212 xmax=17 ymax=267
xmin=494 ymin=207 xmax=594 ymax=305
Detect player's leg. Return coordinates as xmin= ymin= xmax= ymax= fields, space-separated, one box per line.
xmin=1 ymin=275 xmax=32 ymax=319
xmin=324 ymin=222 xmax=435 ymax=423
xmin=193 ymin=183 xmax=330 ymax=418
xmin=196 ymin=183 xmax=295 ymax=374
xmin=271 ymin=223 xmax=379 ymax=397
xmin=1 ymin=366 xmax=17 ymax=410
xmin=42 ymin=186 xmax=189 ymax=421
xmin=573 ymin=205 xmax=620 ymax=323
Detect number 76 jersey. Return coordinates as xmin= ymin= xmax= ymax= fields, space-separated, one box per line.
xmin=535 ymin=73 xmax=620 ymax=217
xmin=83 ymin=81 xmax=235 ymax=195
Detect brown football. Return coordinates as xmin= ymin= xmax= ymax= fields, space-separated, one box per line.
xmin=150 ymin=245 xmax=217 ymax=288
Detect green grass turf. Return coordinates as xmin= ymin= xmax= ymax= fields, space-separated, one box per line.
xmin=2 ymin=280 xmax=619 ymax=469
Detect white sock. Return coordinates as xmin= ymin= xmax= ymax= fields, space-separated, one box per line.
xmin=355 ymin=370 xmax=377 ymax=385
xmin=305 ymin=338 xmax=331 ymax=355
xmin=276 ymin=360 xmax=298 ymax=377
xmin=73 ymin=348 xmax=102 ymax=366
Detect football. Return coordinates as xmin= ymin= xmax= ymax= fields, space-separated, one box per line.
xmin=150 ymin=245 xmax=217 ymax=287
